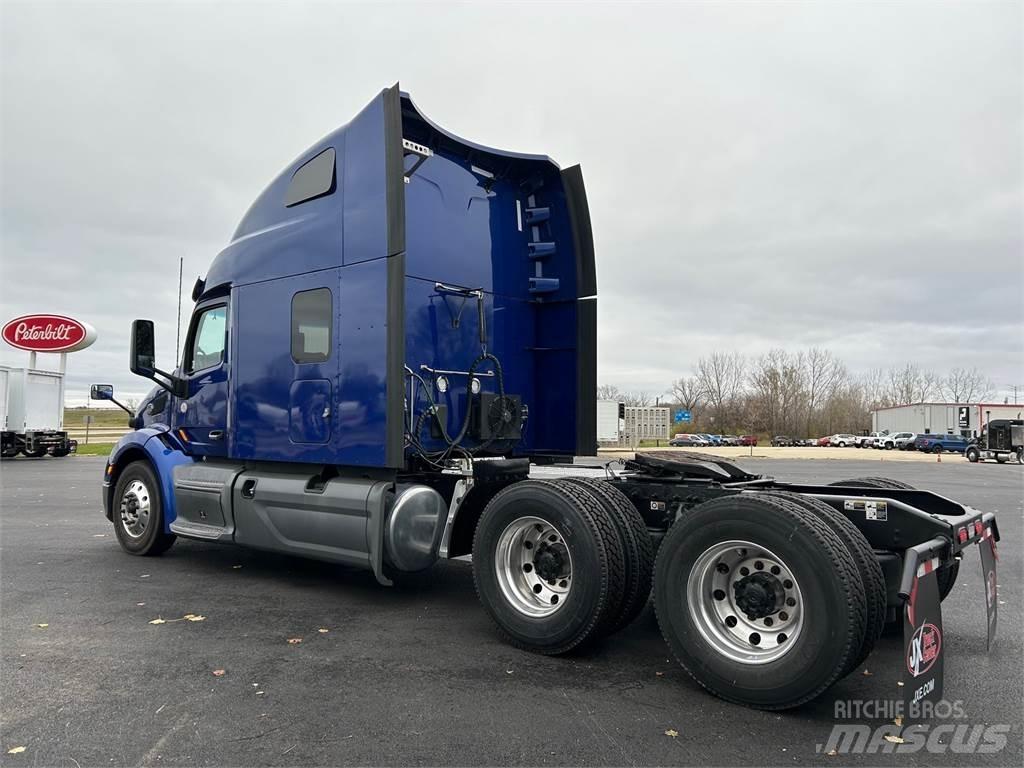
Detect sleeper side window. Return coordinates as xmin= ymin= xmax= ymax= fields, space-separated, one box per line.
xmin=284 ymin=147 xmax=336 ymax=207
xmin=291 ymin=288 xmax=332 ymax=364
xmin=187 ymin=306 xmax=227 ymax=373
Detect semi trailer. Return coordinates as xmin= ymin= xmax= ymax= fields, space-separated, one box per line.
xmin=0 ymin=364 xmax=76 ymax=458
xmin=97 ymin=85 xmax=999 ymax=711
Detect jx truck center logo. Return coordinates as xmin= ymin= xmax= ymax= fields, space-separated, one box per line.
xmin=986 ymin=570 xmax=996 ymax=611
xmin=907 ymin=622 xmax=941 ymax=677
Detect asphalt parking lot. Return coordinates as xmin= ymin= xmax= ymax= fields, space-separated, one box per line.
xmin=1 ymin=457 xmax=1020 ymax=766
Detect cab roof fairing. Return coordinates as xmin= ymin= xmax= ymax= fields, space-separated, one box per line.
xmin=399 ymin=91 xmax=562 ymax=173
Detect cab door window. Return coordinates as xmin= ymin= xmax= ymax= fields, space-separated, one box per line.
xmin=187 ymin=305 xmax=227 ymax=373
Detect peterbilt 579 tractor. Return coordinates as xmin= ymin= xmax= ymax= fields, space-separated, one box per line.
xmin=96 ymin=85 xmax=999 ymax=711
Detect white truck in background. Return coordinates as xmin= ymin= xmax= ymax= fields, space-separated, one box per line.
xmin=0 ymin=365 xmax=76 ymax=458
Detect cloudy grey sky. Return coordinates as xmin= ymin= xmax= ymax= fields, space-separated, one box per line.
xmin=2 ymin=0 xmax=1021 ymax=405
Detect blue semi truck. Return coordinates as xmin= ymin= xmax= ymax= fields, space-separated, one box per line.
xmin=94 ymin=85 xmax=999 ymax=711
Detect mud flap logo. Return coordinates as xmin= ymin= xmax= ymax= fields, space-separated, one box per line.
xmin=903 ymin=570 xmax=943 ymax=713
xmin=907 ymin=622 xmax=941 ymax=678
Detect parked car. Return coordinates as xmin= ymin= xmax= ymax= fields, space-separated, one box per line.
xmin=830 ymin=433 xmax=858 ymax=448
xmin=817 ymin=435 xmax=831 ymax=447
xmin=771 ymin=435 xmax=794 ymax=447
xmin=914 ymin=433 xmax=969 ymax=454
xmin=697 ymin=433 xmax=722 ymax=445
xmin=900 ymin=434 xmax=923 ymax=451
xmin=878 ymin=431 xmax=915 ymax=450
xmin=738 ymin=435 xmax=758 ymax=446
xmin=669 ymin=434 xmax=704 ymax=447
xmin=720 ymin=435 xmax=740 ymax=446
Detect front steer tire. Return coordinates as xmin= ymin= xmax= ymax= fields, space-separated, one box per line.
xmin=654 ymin=493 xmax=867 ymax=710
xmin=112 ymin=461 xmax=176 ymax=556
xmin=472 ymin=480 xmax=624 ymax=655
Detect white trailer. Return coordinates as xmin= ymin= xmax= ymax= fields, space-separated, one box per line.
xmin=0 ymin=365 xmax=76 ymax=458
xmin=596 ymin=399 xmax=622 ymax=444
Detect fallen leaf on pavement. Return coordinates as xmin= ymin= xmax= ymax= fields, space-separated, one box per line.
xmin=7 ymin=747 xmax=26 ymax=754
xmin=664 ymin=729 xmax=679 ymax=738
xmin=826 ymin=748 xmax=838 ymax=756
xmin=232 ymin=565 xmax=242 ymax=569
xmin=184 ymin=615 xmax=206 ymax=622
xmin=317 ymin=628 xmax=329 ymax=633
xmin=92 ymin=534 xmax=106 ymax=538
xmin=862 ymin=669 xmax=873 ymax=676
xmin=34 ymin=623 xmax=48 ymax=629
xmin=287 ymin=638 xmax=302 ymax=644
xmin=149 ymin=618 xmax=166 ymax=625
xmin=136 ymin=602 xmax=145 ymax=607
xmin=655 ymin=671 xmax=664 ymax=677
xmin=256 ymin=690 xmax=265 ymax=696
xmin=883 ymin=734 xmax=905 ymax=744
xmin=212 ymin=669 xmax=226 ymax=677
xmin=896 ymin=681 xmax=904 ymax=687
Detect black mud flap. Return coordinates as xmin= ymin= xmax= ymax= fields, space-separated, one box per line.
xmin=903 ymin=558 xmax=943 ymax=715
xmin=980 ymin=525 xmax=998 ymax=650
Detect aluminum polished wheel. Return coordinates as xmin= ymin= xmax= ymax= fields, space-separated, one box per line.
xmin=494 ymin=516 xmax=573 ymax=618
xmin=687 ymin=539 xmax=804 ymax=664
xmin=119 ymin=479 xmax=151 ymax=539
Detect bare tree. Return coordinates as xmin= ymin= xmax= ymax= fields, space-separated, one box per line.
xmin=668 ymin=376 xmax=703 ymax=411
xmin=750 ymin=349 xmax=806 ymax=435
xmin=941 ymin=367 xmax=995 ymax=403
xmin=803 ymin=348 xmax=846 ymax=436
xmin=886 ymin=364 xmax=939 ymax=406
xmin=623 ymin=391 xmax=653 ymax=407
xmin=596 ymin=384 xmax=622 ymax=401
xmin=695 ymin=352 xmax=746 ymax=428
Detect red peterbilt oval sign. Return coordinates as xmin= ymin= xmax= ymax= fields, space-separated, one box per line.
xmin=2 ymin=314 xmax=97 ymax=353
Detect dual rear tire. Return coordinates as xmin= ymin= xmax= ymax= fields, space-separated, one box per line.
xmin=653 ymin=493 xmax=870 ymax=709
xmin=472 ymin=478 xmax=653 ymax=655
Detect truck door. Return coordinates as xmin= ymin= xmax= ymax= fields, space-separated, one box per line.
xmin=175 ymin=300 xmax=229 ymax=457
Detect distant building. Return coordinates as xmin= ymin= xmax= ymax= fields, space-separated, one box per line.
xmin=624 ymin=406 xmax=671 ymax=442
xmin=871 ymin=402 xmax=1024 ymax=436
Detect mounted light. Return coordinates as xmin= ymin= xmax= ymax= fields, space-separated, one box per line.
xmin=435 ymin=375 xmax=448 ymax=394
xmin=471 ymin=377 xmax=481 ymax=395
xmin=957 ymin=527 xmax=969 ymax=544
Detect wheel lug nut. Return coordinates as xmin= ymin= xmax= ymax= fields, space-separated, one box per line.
xmin=779 ymin=611 xmax=788 ymax=621
xmin=739 ymin=567 xmax=750 ymax=576
xmin=754 ymin=560 xmax=764 ymax=570
xmin=725 ymin=616 xmax=738 ymax=628
xmin=523 ymin=563 xmax=533 ymax=573
xmin=749 ymin=633 xmax=761 ymax=645
xmin=783 ymin=579 xmax=793 ymax=589
xmin=716 ymin=563 xmax=729 ymax=574
xmin=532 ymin=584 xmax=542 ymax=594
xmin=712 ymin=589 xmax=726 ymax=601
xmin=786 ymin=597 xmax=796 ymax=607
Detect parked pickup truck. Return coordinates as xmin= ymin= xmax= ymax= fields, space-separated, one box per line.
xmin=914 ymin=433 xmax=969 ymax=453
xmin=94 ymin=83 xmax=1000 ymax=713
xmin=855 ymin=431 xmax=887 ymax=448
xmin=878 ymin=431 xmax=916 ymax=450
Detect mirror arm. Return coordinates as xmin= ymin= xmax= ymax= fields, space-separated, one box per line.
xmin=108 ymin=397 xmax=135 ymax=416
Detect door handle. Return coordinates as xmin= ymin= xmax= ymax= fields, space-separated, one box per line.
xmin=209 ymin=430 xmax=224 ymax=441
xmin=240 ymin=479 xmax=257 ymax=500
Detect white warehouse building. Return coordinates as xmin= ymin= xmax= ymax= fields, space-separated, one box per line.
xmin=871 ymin=402 xmax=1024 ymax=437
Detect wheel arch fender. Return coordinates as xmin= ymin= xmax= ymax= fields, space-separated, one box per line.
xmin=105 ymin=428 xmax=195 ymax=532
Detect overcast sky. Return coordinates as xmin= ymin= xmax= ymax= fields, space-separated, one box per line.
xmin=2 ymin=0 xmax=1021 ymax=406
